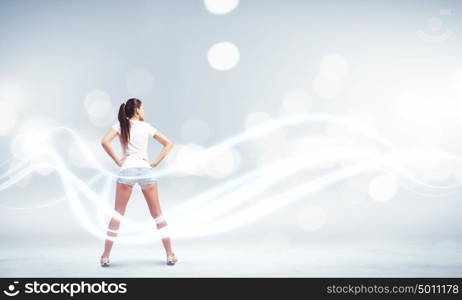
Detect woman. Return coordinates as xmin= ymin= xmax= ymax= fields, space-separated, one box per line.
xmin=99 ymin=98 xmax=177 ymax=267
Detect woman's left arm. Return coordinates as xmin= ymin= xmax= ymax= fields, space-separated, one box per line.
xmin=149 ymin=131 xmax=174 ymax=167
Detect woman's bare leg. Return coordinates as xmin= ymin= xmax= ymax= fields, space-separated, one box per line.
xmin=101 ymin=182 xmax=133 ymax=258
xmin=141 ymin=182 xmax=174 ymax=256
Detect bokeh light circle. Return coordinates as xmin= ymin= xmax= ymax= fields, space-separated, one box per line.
xmin=204 ymin=0 xmax=239 ymax=15
xmin=84 ymin=90 xmax=115 ymax=126
xmin=165 ymin=143 xmax=207 ymax=176
xmin=207 ymin=42 xmax=240 ymax=71
xmin=368 ymin=173 xmax=398 ymax=202
xmin=204 ymin=147 xmax=241 ymax=178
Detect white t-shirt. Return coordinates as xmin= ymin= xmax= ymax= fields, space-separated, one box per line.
xmin=111 ymin=120 xmax=158 ymax=169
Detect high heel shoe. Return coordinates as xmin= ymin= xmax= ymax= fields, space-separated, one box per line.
xmin=166 ymin=253 xmax=178 ymax=265
xmin=100 ymin=256 xmax=110 ymax=267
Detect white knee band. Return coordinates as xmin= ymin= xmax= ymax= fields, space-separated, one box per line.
xmin=105 ymin=229 xmax=118 ymax=240
xmin=105 ymin=235 xmax=119 ymax=242
xmin=154 ymin=215 xmax=165 ymax=224
xmin=105 ymin=232 xmax=118 ymax=241
xmin=111 ymin=211 xmax=124 ymax=222
xmin=158 ymin=226 xmax=170 ymax=239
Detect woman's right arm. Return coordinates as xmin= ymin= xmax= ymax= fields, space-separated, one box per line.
xmin=101 ymin=128 xmax=126 ymax=167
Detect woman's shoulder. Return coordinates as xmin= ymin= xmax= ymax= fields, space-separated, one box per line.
xmin=134 ymin=120 xmax=155 ymax=127
xmin=111 ymin=122 xmax=120 ymax=133
xmin=138 ymin=120 xmax=158 ymax=135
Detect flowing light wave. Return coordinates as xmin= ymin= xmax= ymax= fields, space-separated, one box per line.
xmin=1 ymin=113 xmax=462 ymax=243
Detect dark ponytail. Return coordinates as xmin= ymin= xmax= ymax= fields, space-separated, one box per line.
xmin=118 ymin=98 xmax=142 ymax=151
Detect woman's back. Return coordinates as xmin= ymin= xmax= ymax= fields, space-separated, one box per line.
xmin=112 ymin=119 xmax=158 ymax=169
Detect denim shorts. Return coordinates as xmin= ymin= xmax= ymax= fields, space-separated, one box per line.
xmin=116 ymin=167 xmax=157 ymax=187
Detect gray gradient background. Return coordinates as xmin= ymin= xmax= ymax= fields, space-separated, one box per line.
xmin=1 ymin=0 xmax=462 ymax=277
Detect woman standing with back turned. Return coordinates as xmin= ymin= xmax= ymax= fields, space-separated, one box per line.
xmin=99 ymin=98 xmax=177 ymax=267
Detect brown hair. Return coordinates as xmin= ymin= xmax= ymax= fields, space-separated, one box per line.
xmin=118 ymin=98 xmax=142 ymax=151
